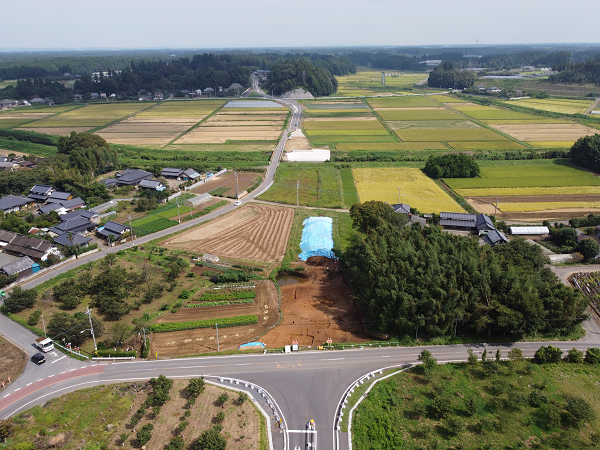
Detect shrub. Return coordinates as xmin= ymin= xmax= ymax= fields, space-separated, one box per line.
xmin=237 ymin=392 xmax=247 ymax=405
xmin=508 ymin=348 xmax=523 ymax=362
xmin=195 ymin=427 xmax=226 ymax=450
xmin=136 ymin=423 xmax=154 ymax=446
xmin=216 ymin=393 xmax=229 ymax=407
xmin=533 ymin=345 xmax=563 ymax=364
xmin=565 ymin=396 xmax=596 ymax=427
xmin=14 ymin=444 xmax=34 ymax=450
xmin=141 ymin=338 xmax=150 ymax=359
xmin=178 ymin=420 xmax=189 ymax=432
xmin=412 ymin=401 xmax=426 ymax=419
xmin=565 ymin=348 xmax=584 ymax=364
xmin=149 ymin=315 xmax=258 ymax=333
xmin=584 ymin=347 xmax=600 ymax=365
xmin=119 ymin=432 xmax=128 ymax=445
xmin=445 ymin=416 xmax=463 ymax=436
xmin=431 ymin=396 xmax=452 ymax=419
xmin=167 ymin=436 xmax=185 ymax=450
xmin=214 ymin=412 xmax=225 ymax=423
xmin=93 ymin=350 xmax=136 ymax=358
xmin=179 ymin=289 xmax=191 ymax=299
xmin=465 ymin=397 xmax=478 ymax=416
xmin=528 ymin=390 xmax=548 ymax=407
xmin=27 ymin=310 xmax=42 ymax=326
xmin=3 ymin=286 xmax=36 ymax=313
xmin=149 ymin=375 xmax=173 ymax=406
xmin=467 ymin=349 xmax=478 ymax=366
xmin=186 ymin=377 xmax=206 ymax=398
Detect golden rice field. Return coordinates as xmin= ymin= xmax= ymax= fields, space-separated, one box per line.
xmin=335 ymin=70 xmax=427 ymax=96
xmin=135 ymin=100 xmax=225 ymax=118
xmin=395 ymin=128 xmax=507 ymax=142
xmin=504 ymin=98 xmax=593 ymax=115
xmin=21 ymin=103 xmax=151 ymax=128
xmin=527 ymin=141 xmax=575 ymax=148
xmin=500 ymin=201 xmax=600 ymax=212
xmin=336 ymin=142 xmax=448 ymax=151
xmin=352 ymin=167 xmax=463 ymax=213
xmin=367 ymin=96 xmax=438 ymax=108
xmin=447 ymin=141 xmax=525 ymax=150
xmin=456 ymin=186 xmax=600 ymax=197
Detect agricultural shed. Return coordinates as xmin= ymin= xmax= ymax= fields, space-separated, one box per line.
xmin=202 ymin=253 xmax=219 ymax=263
xmin=440 ymin=212 xmax=477 ymax=230
xmin=114 ymin=169 xmax=152 ymax=186
xmin=102 ymin=178 xmax=118 ymax=188
xmin=0 ymin=230 xmax=18 ymax=247
xmin=139 ymin=179 xmax=165 ymax=191
xmin=409 ymin=215 xmax=427 ymax=227
xmin=60 ymin=209 xmax=99 ymax=223
xmin=482 ymin=229 xmax=509 ymax=246
xmin=47 ymin=191 xmax=72 ymax=203
xmin=509 ymin=226 xmax=549 ymax=235
xmin=183 ymin=193 xmax=212 ymax=207
xmin=0 ymin=256 xmax=36 ymax=279
xmin=4 ymin=235 xmax=58 ymax=261
xmin=160 ymin=168 xmax=183 ymax=178
xmin=97 ymin=221 xmax=129 ymax=240
xmin=38 ymin=203 xmax=66 ymax=215
xmin=0 ymin=161 xmax=19 ymax=171
xmin=48 ymin=217 xmax=96 ymax=236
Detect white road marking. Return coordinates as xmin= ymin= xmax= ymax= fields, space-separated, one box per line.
xmin=321 ymin=358 xmax=344 ymax=361
xmin=37 ymin=379 xmax=43 ymax=382
xmin=26 ymin=383 xmax=31 ymax=386
xmin=69 ymin=369 xmax=76 ymax=371
xmin=381 ymin=356 xmax=390 ymax=358
xmin=235 ymin=363 xmax=252 ymax=366
xmin=51 ymin=356 xmax=67 ymax=364
xmin=177 ymin=366 xmax=205 ymax=369
xmin=287 ymin=429 xmax=317 ymax=434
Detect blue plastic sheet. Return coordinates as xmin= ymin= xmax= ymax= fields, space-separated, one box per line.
xmin=298 ymin=217 xmax=335 ymax=261
xmin=239 ymin=342 xmax=265 ymax=349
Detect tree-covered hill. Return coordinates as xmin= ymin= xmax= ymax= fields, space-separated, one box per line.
xmin=263 ymin=59 xmax=342 ymax=96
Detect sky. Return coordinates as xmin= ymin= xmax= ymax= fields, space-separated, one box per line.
xmin=2 ymin=0 xmax=599 ymax=50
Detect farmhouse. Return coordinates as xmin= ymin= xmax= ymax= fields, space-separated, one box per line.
xmin=60 ymin=209 xmax=100 ymax=224
xmin=0 ymin=161 xmax=19 ymax=171
xmin=476 ymin=214 xmax=495 ymax=235
xmin=115 ymin=168 xmax=153 ymax=187
xmin=203 ymin=87 xmax=215 ymax=96
xmin=392 ymin=203 xmax=411 ymax=215
xmin=0 ymin=255 xmax=37 ymax=280
xmin=38 ymin=202 xmax=67 ymax=215
xmin=48 ymin=217 xmax=96 ymax=236
xmin=139 ymin=179 xmax=166 ymax=191
xmin=4 ymin=235 xmax=59 ymax=261
xmin=0 ymin=195 xmax=32 ymax=213
xmin=102 ymin=178 xmax=118 ymax=188
xmin=28 ymin=184 xmax=53 ymax=203
xmin=487 ymin=87 xmax=501 ymax=93
xmin=440 ymin=212 xmax=477 ymax=230
xmin=0 ymin=230 xmax=18 ymax=247
xmin=96 ymin=220 xmax=129 ymax=241
xmin=482 ymin=229 xmax=509 ymax=246
xmin=509 ymin=226 xmax=549 ymax=235
xmin=392 ymin=203 xmax=427 ymax=226
xmin=53 ymin=232 xmax=92 ymax=248
xmin=47 ymin=191 xmax=72 ymax=203
xmin=160 ymin=167 xmax=201 ymax=180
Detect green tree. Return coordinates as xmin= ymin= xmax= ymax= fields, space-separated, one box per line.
xmin=110 ymin=322 xmax=134 ymax=346
xmin=467 ymin=349 xmax=478 ymax=366
xmin=4 ymin=287 xmax=36 ymax=313
xmin=27 ymin=310 xmax=42 ymax=326
xmin=52 ymin=279 xmax=81 ymax=310
xmin=136 ymin=423 xmax=153 ymax=446
xmin=215 ymin=393 xmax=229 ymax=407
xmin=167 ymin=436 xmax=185 ymax=450
xmin=584 ymin=347 xmax=600 ymax=365
xmin=577 ymin=238 xmax=600 ymax=261
xmin=566 ymin=348 xmax=584 ymax=363
xmin=423 ymin=154 xmax=480 ymax=179
xmin=195 ymin=427 xmax=226 ymax=450
xmin=533 ymin=345 xmax=563 ymax=364
xmin=569 ymin=133 xmax=600 ymax=173
xmin=90 ymin=267 xmax=131 ymax=319
xmin=186 ymin=377 xmax=206 ymax=398
xmin=565 ymin=396 xmax=596 ymax=428
xmin=47 ymin=312 xmax=100 ymax=347
xmin=508 ymin=348 xmax=523 ymax=362
xmin=349 ymin=200 xmax=406 ymax=233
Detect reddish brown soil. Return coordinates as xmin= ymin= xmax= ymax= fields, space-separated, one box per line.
xmin=261 ymin=257 xmax=369 ymax=347
xmin=151 ymin=280 xmax=279 ymax=357
xmin=0 ymin=335 xmax=26 ymax=391
xmin=191 ymin=172 xmax=263 ymax=196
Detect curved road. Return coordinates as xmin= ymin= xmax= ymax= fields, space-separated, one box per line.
xmin=2 ymin=82 xmax=600 ymax=450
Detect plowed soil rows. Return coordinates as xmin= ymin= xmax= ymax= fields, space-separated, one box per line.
xmin=161 ymin=203 xmax=294 ymax=263
xmin=262 ymin=257 xmax=368 ymax=347
xmin=151 ymin=280 xmax=279 ymax=357
xmin=491 ymin=123 xmax=597 ymax=141
xmin=190 ymin=172 xmax=262 ymax=195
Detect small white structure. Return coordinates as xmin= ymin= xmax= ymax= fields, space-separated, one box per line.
xmin=284 ymin=149 xmax=330 ymax=162
xmin=202 ymin=253 xmax=219 ymax=263
xmin=183 ymin=193 xmax=212 ymax=208
xmin=509 ymin=226 xmax=549 ymax=235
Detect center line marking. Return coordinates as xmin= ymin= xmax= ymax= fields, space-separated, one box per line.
xmin=321 ymin=358 xmax=344 ymax=361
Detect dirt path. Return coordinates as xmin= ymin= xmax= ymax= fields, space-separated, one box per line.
xmin=262 ymin=258 xmax=368 ymax=347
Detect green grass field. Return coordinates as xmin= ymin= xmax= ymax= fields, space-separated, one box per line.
xmin=335 ymin=70 xmax=428 ymax=96
xmin=336 ymin=142 xmax=448 ymax=151
xmin=353 ymin=360 xmax=600 ymax=450
xmin=258 ymin=164 xmax=357 ymax=209
xmin=377 ymin=108 xmax=462 ymax=121
xmin=453 ymin=105 xmax=543 ymax=121
xmin=444 ymin=161 xmax=600 ymax=189
xmin=395 ymin=128 xmax=507 ymax=142
xmin=367 ymin=96 xmax=438 ymax=108
xmin=136 ymin=99 xmax=225 ymax=118
xmin=434 ymin=95 xmax=470 ymax=103
xmin=24 ymin=103 xmax=152 ymax=127
xmin=504 ymin=98 xmax=593 ymax=115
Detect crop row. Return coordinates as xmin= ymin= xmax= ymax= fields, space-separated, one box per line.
xmin=132 ymin=217 xmax=177 ymax=237
xmin=185 ymin=299 xmax=255 ymax=308
xmin=198 ymin=291 xmax=256 ymax=301
xmin=149 ymin=315 xmax=258 ymax=333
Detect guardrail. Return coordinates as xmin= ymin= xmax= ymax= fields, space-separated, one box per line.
xmin=91 ymin=356 xmax=136 ymax=361
xmin=53 ymin=341 xmax=90 ymax=359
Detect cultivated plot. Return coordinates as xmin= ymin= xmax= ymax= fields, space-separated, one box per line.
xmin=335 ymin=70 xmax=427 ymax=96
xmin=353 ymin=167 xmax=464 ymax=213
xmin=504 ymin=98 xmax=593 ymax=115
xmin=20 ymin=103 xmax=151 ymax=128
xmin=161 ymin=203 xmax=294 ymax=263
xmin=491 ymin=123 xmax=598 ymax=142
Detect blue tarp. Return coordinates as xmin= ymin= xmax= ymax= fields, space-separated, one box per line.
xmin=239 ymin=342 xmax=265 ymax=349
xmin=298 ymin=217 xmax=335 ymax=261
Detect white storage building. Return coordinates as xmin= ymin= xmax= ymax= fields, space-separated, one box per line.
xmin=509 ymin=226 xmax=549 ymax=235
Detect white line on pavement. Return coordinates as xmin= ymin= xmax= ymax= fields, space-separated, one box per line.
xmin=321 ymin=358 xmax=344 ymax=361
xmin=51 ymin=356 xmax=67 ymax=364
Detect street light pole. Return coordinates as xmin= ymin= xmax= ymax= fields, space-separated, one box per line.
xmin=85 ymin=306 xmax=98 ymax=351
xmin=128 ymin=215 xmax=133 ymax=247
xmin=176 ymin=199 xmax=181 ymax=224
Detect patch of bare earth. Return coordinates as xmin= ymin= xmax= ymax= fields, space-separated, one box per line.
xmin=0 ymin=336 xmax=26 ymax=392
xmin=261 ymin=257 xmax=369 ymax=347
xmin=151 ymin=280 xmax=279 ymax=357
xmin=491 ymin=123 xmax=598 ymax=141
xmin=190 ymin=172 xmax=263 ymax=196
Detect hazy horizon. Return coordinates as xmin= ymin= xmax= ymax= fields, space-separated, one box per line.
xmin=3 ymin=0 xmax=600 ymax=50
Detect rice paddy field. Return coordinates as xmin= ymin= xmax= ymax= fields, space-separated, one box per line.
xmin=445 ymin=160 xmax=600 ymax=220
xmin=353 ymin=167 xmax=464 ymax=213
xmin=335 ymin=69 xmax=428 ymax=96
xmin=503 ymin=98 xmax=594 ymax=115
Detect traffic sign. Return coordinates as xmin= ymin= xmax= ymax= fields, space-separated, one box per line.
xmin=327 ymin=339 xmax=332 ymax=344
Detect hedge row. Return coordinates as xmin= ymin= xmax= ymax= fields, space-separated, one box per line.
xmin=93 ymin=350 xmax=137 ymax=357
xmin=198 ymin=291 xmax=256 ymax=301
xmin=185 ymin=299 xmax=255 ymax=308
xmin=149 ymin=315 xmax=258 ymax=333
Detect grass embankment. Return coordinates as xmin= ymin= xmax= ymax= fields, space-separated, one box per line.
xmin=353 ymin=359 xmax=600 ymax=450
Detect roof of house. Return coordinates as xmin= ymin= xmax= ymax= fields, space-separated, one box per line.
xmin=392 ymin=203 xmax=411 ymax=215
xmin=60 ymin=210 xmax=97 ymax=221
xmin=103 ymin=178 xmax=118 ymax=187
xmin=0 ymin=229 xmax=18 ymax=244
xmin=115 ymin=168 xmax=152 ymax=185
xmin=440 ymin=212 xmax=477 ymax=228
xmin=410 ymin=215 xmax=428 ymax=226
xmin=182 ymin=168 xmax=201 ymax=179
xmin=476 ymin=214 xmax=495 ymax=230
xmin=53 ymin=232 xmax=92 ymax=247
xmin=4 ymin=235 xmax=53 ymax=259
xmin=0 ymin=195 xmax=31 ymax=211
xmin=482 ymin=229 xmax=509 ymax=246
xmin=47 ymin=191 xmax=71 ymax=202
xmin=139 ymin=179 xmax=162 ymax=189
xmin=38 ymin=202 xmax=65 ymax=214
xmin=58 ymin=197 xmax=85 ymax=210
xmin=160 ymin=168 xmax=183 ymax=177
xmin=30 ymin=184 xmax=53 ymax=195
xmin=229 ymin=83 xmax=244 ymax=90
xmin=48 ymin=217 xmax=95 ymax=234
xmin=1 ymin=256 xmax=35 ymax=276
xmin=97 ymin=221 xmax=128 ymax=238
xmin=0 ymin=161 xmax=18 ymax=169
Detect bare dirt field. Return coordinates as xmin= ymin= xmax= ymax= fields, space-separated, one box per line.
xmin=151 ymin=280 xmax=279 ymax=357
xmin=19 ymin=127 xmax=92 ymax=135
xmin=0 ymin=335 xmax=26 ymax=392
xmin=491 ymin=123 xmax=598 ymax=141
xmin=96 ymin=118 xmax=195 ymax=145
xmin=286 ymin=129 xmax=312 ymax=151
xmin=176 ymin=128 xmax=282 ymax=144
xmin=191 ymin=172 xmax=262 ymax=196
xmin=161 ymin=203 xmax=294 ymax=263
xmin=261 ymin=257 xmax=369 ymax=347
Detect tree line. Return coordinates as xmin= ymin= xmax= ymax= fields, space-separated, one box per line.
xmin=550 ymin=54 xmax=600 ymax=84
xmin=427 ymin=61 xmax=477 ymax=89
xmin=263 ymin=59 xmax=341 ymax=96
xmin=345 ymin=202 xmax=588 ymax=340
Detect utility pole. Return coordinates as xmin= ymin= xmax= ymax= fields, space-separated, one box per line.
xmin=176 ymin=198 xmax=181 ymax=224
xmin=398 ymin=187 xmax=401 ymax=205
xmin=189 ymin=205 xmax=193 ymax=219
xmin=216 ymin=322 xmax=219 ymax=351
xmin=495 ymin=196 xmax=498 ymax=216
xmin=128 ymin=215 xmax=133 ymax=246
xmin=296 ymin=180 xmax=300 ymax=207
xmin=234 ymin=172 xmax=239 ymax=198
xmin=42 ymin=314 xmax=47 ymax=337
xmin=85 ymin=306 xmax=98 ymax=351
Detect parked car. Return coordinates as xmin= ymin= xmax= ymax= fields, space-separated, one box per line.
xmin=234 ymin=201 xmax=242 ymax=206
xmin=32 ymin=353 xmax=46 ymax=365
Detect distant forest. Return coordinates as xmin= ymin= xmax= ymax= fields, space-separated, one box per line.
xmin=0 ymin=53 xmax=354 ymax=102
xmin=550 ymin=55 xmax=600 ymax=84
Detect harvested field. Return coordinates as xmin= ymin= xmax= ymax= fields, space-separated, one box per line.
xmin=0 ymin=335 xmax=26 ymax=392
xmin=528 ymin=141 xmax=574 ymax=148
xmin=202 ymin=120 xmax=282 ymax=127
xmin=210 ymin=113 xmax=287 ymax=121
xmin=466 ymin=197 xmax=600 ymax=220
xmin=491 ymin=123 xmax=598 ymax=141
xmin=285 ymin=129 xmax=313 ymax=151
xmin=500 ymin=201 xmax=600 ymax=212
xmin=165 ymin=143 xmax=275 ymax=152
xmin=303 ymin=119 xmax=387 ymax=131
xmin=481 ymin=118 xmax=570 ymax=124
xmin=387 ymin=119 xmax=480 ymax=129
xmin=96 ymin=118 xmax=196 ymax=145
xmin=395 ymin=128 xmax=506 ymax=141
xmin=304 ymin=116 xmax=378 ymax=122
xmin=447 ymin=141 xmax=525 ymax=149
xmin=136 ymin=99 xmax=225 ymax=118
xmin=262 ymin=257 xmax=368 ymax=347
xmin=456 ymin=185 xmax=600 ymax=197
xmin=23 ymin=103 xmax=150 ymax=128
xmin=190 ymin=171 xmax=262 ymax=196
xmin=151 ymin=280 xmax=278 ymax=356
xmin=473 ymin=194 xmax=600 ymax=203
xmin=505 ymin=98 xmax=593 ymax=115
xmin=175 ymin=127 xmax=282 ymax=144
xmin=19 ymin=126 xmax=92 ymax=135
xmin=161 ymin=203 xmax=294 ymax=263
xmin=353 ymin=167 xmax=463 ymax=213
xmin=336 ymin=142 xmax=448 ymax=151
